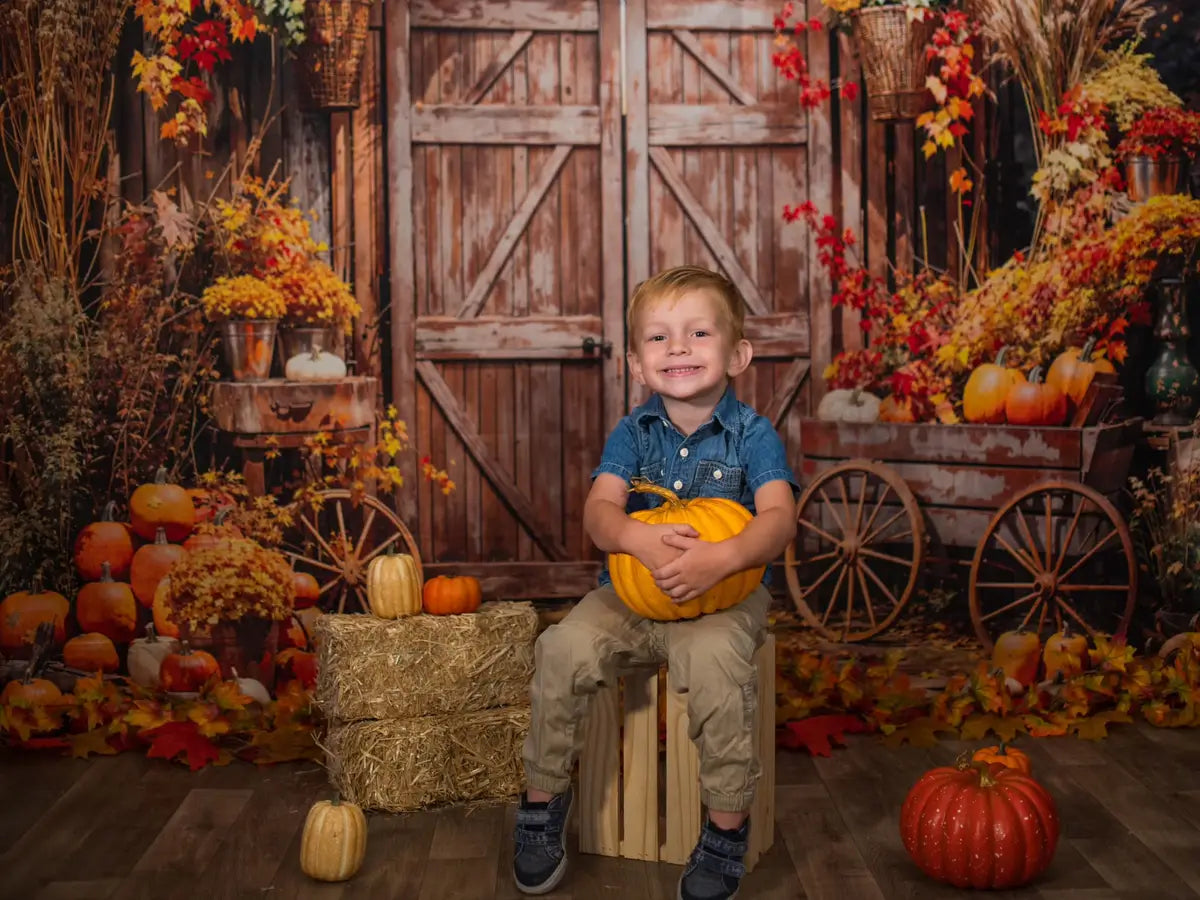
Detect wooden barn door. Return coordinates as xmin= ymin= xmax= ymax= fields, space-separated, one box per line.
xmin=387 ymin=1 xmax=625 ymax=598
xmin=625 ymin=0 xmax=811 ymax=454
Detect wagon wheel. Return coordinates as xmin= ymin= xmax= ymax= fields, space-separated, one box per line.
xmin=785 ymin=460 xmax=925 ymax=641
xmin=968 ymin=481 xmax=1137 ymax=651
xmin=285 ymin=489 xmax=422 ymax=614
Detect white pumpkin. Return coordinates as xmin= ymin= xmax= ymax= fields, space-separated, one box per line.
xmin=230 ymin=667 xmax=273 ymax=705
xmin=285 ymin=348 xmax=347 ymax=382
xmin=816 ymin=388 xmax=881 ymax=423
xmin=127 ymin=623 xmax=179 ymax=689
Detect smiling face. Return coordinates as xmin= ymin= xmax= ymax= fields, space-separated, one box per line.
xmin=627 ymin=288 xmax=752 ymax=411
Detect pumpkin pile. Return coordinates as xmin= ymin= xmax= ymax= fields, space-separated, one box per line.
xmin=362 ymin=545 xmax=484 ymax=620
xmin=991 ymin=625 xmax=1091 ymax=694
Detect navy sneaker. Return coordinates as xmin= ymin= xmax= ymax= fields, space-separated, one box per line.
xmin=677 ymin=817 xmax=749 ymax=900
xmin=512 ymin=788 xmax=573 ymax=894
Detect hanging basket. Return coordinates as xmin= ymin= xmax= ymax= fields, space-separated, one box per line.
xmin=852 ymin=6 xmax=937 ymax=122
xmin=299 ymin=0 xmax=374 ymax=111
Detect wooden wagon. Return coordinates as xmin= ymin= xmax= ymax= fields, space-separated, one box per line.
xmin=785 ymin=414 xmax=1143 ymax=650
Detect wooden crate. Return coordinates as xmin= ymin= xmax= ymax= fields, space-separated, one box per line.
xmin=577 ymin=635 xmax=775 ymax=872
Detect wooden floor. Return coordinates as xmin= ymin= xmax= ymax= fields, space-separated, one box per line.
xmin=3 ymin=721 xmax=1200 ymax=900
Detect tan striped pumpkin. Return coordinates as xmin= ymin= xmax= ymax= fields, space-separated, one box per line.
xmin=608 ymin=482 xmax=764 ymax=621
xmin=365 ymin=549 xmax=423 ymax=618
xmin=300 ymin=796 xmax=367 ymax=882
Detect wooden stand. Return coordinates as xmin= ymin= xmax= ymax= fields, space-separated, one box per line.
xmin=211 ymin=376 xmax=378 ymax=496
xmin=577 ymin=635 xmax=776 ymax=872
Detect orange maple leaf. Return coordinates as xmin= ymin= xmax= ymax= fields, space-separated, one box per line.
xmin=949 ymin=166 xmax=974 ymax=194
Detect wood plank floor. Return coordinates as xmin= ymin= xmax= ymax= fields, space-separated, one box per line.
xmin=3 ymin=721 xmax=1199 ymax=900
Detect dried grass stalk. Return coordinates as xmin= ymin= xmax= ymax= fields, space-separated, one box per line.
xmin=324 ymin=708 xmax=530 ymax=812
xmin=314 ymin=603 xmax=539 ymax=721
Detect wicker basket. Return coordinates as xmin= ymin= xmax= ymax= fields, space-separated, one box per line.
xmin=299 ymin=0 xmax=374 ymax=111
xmin=853 ymin=6 xmax=937 ymax=122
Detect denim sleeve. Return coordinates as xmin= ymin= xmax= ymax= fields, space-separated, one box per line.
xmin=741 ymin=413 xmax=799 ymax=494
xmin=591 ymin=415 xmax=640 ymax=483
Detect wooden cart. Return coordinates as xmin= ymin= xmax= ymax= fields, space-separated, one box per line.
xmin=785 ymin=416 xmax=1143 ymax=650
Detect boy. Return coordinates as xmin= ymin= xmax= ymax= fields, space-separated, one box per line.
xmin=513 ymin=266 xmax=798 ymax=900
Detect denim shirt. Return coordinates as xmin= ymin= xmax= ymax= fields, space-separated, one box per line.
xmin=591 ymin=386 xmax=798 ymax=586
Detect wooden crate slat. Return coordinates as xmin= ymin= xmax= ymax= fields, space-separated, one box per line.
xmin=412 ymin=0 xmax=598 ymax=31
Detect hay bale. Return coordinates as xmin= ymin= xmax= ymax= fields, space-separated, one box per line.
xmin=325 ymin=707 xmax=530 ymax=812
xmin=314 ymin=602 xmax=538 ymax=721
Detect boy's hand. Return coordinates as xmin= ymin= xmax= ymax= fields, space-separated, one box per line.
xmin=626 ymin=522 xmax=700 ymax=572
xmin=652 ymin=535 xmax=734 ymax=604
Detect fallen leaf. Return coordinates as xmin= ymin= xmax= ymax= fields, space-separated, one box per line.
xmin=144 ymin=721 xmax=222 ymax=770
xmin=69 ymin=728 xmax=119 ymax=759
xmin=777 ymin=714 xmax=871 ymax=756
xmin=882 ymin=716 xmax=957 ymax=748
xmin=959 ymin=713 xmax=1025 ymax=743
xmin=1071 ymin=710 xmax=1132 ymax=741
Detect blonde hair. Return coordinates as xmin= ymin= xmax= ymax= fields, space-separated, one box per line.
xmin=626 ymin=266 xmax=746 ymax=345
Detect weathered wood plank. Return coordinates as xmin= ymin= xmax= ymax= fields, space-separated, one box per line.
xmin=777 ymin=783 xmax=885 ymax=900
xmin=744 ymin=313 xmax=811 ymax=358
xmin=412 ymin=105 xmax=600 ymax=145
xmin=670 ymin=29 xmax=756 ymax=106
xmin=412 ymin=0 xmax=598 ymax=31
xmin=456 ymin=144 xmax=573 ymax=318
xmin=649 ymin=146 xmax=768 ymax=316
xmin=646 ymin=0 xmax=783 ymax=30
xmin=647 ymin=103 xmax=807 ymax=146
xmin=330 ymin=112 xmax=353 ymax=283
xmin=385 ymin=0 xmax=418 ymax=528
xmin=352 ymin=30 xmax=382 ymax=380
xmin=805 ymin=0 xmax=834 ymax=406
xmin=624 ymin=0 xmax=651 ymax=290
xmin=800 ymin=419 xmax=1085 ymax=469
xmin=417 ymin=315 xmax=602 ymax=359
xmin=417 ymin=361 xmax=569 ymax=561
xmin=762 ymin=360 xmax=811 ymax=430
xmin=838 ymin=31 xmax=863 ymax=353
xmin=894 ymin=122 xmax=916 ymax=274
xmin=210 ymin=377 xmax=377 ymax=434
xmin=462 ymin=30 xmax=534 ymax=105
xmin=421 ymin=560 xmax=600 ymax=599
xmin=599 ymin=0 xmax=627 ymax=433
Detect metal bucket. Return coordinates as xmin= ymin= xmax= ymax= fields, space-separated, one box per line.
xmin=220 ymin=319 xmax=277 ymax=382
xmin=278 ymin=325 xmax=342 ymax=363
xmin=1124 ymin=155 xmax=1189 ymax=203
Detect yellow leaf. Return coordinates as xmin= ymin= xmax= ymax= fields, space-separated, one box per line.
xmin=922 ymin=140 xmax=938 ymax=160
xmin=925 ymin=75 xmax=948 ymax=105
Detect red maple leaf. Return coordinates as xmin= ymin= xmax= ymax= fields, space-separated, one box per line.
xmin=144 ymin=721 xmax=223 ymax=770
xmin=777 ymin=714 xmax=871 ymax=756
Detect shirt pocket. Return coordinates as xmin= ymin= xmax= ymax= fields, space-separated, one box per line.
xmin=696 ymin=460 xmax=745 ymax=499
xmin=638 ymin=461 xmax=666 ymax=485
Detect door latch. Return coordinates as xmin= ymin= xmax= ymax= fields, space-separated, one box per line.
xmin=581 ymin=336 xmax=613 ymax=358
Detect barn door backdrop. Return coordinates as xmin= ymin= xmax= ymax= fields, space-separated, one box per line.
xmin=386 ymin=0 xmax=810 ymax=597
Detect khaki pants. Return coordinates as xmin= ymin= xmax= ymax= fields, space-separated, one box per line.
xmin=523 ymin=584 xmax=770 ymax=813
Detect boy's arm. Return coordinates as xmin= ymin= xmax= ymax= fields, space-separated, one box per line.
xmin=714 ymin=479 xmax=797 ymax=571
xmin=585 ymin=473 xmax=698 ymax=570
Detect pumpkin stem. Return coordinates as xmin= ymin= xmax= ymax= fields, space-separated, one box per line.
xmin=99 ymin=561 xmax=113 ymax=582
xmin=995 ymin=346 xmax=1009 ymax=366
xmin=974 ymin=761 xmax=998 ymax=787
xmin=1080 ymin=336 xmax=1097 ymax=361
xmin=102 ymin=500 xmax=119 ymax=522
xmin=1027 ymin=365 xmax=1045 ymax=384
xmin=154 ymin=526 xmax=169 ymax=545
xmin=310 ymin=346 xmax=322 ymax=360
xmin=30 ymin=573 xmax=44 ymax=595
xmin=154 ymin=466 xmax=169 ymax=485
xmin=628 ymin=477 xmax=684 ymax=507
xmin=213 ymin=508 xmax=232 ymax=526
xmin=145 ymin=622 xmax=158 ymax=643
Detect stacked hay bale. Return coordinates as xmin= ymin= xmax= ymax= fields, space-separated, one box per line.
xmin=315 ymin=602 xmax=537 ymax=812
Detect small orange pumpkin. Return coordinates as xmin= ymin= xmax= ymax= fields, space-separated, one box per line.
xmin=292 ymin=570 xmax=321 ymax=610
xmin=159 ymin=641 xmax=220 ymax=692
xmin=0 ymin=578 xmax=70 ymax=654
xmin=963 ymin=348 xmax=1026 ymax=424
xmin=73 ymin=501 xmax=136 ymax=581
xmin=422 ymin=575 xmax=483 ymax=615
xmin=1 ymin=675 xmax=64 ymax=707
xmin=75 ymin=562 xmax=139 ymax=644
xmin=971 ymin=742 xmax=1032 ymax=775
xmin=1004 ymin=366 xmax=1068 ymax=427
xmin=63 ymin=632 xmax=120 ymax=673
xmin=130 ymin=466 xmax=195 ymax=542
xmin=991 ymin=628 xmax=1041 ymax=687
xmin=131 ymin=527 xmax=188 ymax=608
xmin=1042 ymin=623 xmax=1089 ymax=681
xmin=182 ymin=509 xmax=243 ymax=553
xmin=1046 ymin=337 xmax=1116 ymax=409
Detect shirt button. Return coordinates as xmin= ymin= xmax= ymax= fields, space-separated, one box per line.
xmin=714 ymin=469 xmax=723 ymax=480
xmin=679 ymin=448 xmax=689 ymax=458
xmin=673 ymin=480 xmax=683 ymax=490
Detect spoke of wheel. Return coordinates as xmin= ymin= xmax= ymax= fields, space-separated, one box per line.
xmin=360 ymin=532 xmax=402 ymax=565
xmin=820 ymin=566 xmax=849 ymax=628
xmin=1053 ymin=496 xmax=1089 ymax=576
xmin=300 ymin=513 xmax=340 ymax=563
xmin=859 ymin=483 xmax=895 ymax=544
xmin=852 ymin=474 xmax=868 ymax=536
xmin=335 ymin=583 xmax=348 ymax=614
xmin=856 ymin=564 xmax=876 ymax=628
xmin=335 ymin=501 xmax=351 ymax=559
xmin=974 ymin=581 xmax=1036 ymax=590
xmin=319 ymin=577 xmax=344 ymax=596
xmin=1058 ymin=583 xmax=1129 ymax=592
xmin=1058 ymin=598 xmax=1098 ymax=637
xmin=801 ymin=559 xmax=844 ymax=599
xmin=818 ymin=487 xmax=845 ymax=532
xmin=860 ymin=560 xmax=900 ymax=608
xmin=793 ymin=549 xmax=839 ymax=568
xmin=836 ymin=475 xmax=853 ymax=531
xmin=995 ymin=533 xmax=1042 ymax=579
xmin=860 ymin=546 xmax=912 ymax=567
xmin=1057 ymin=529 xmax=1118 ymax=583
xmin=863 ymin=508 xmax=908 ymax=546
xmin=354 ymin=506 xmax=378 ymax=558
xmin=353 ymin=585 xmax=370 ymax=612
xmin=798 ymin=516 xmax=841 ymax=546
xmin=1014 ymin=506 xmax=1043 ymax=570
xmin=1044 ymin=492 xmax=1054 ymax=574
xmin=290 ymin=552 xmax=343 ymax=576
xmin=842 ymin=562 xmax=856 ymax=639
xmin=1019 ymin=595 xmax=1043 ymax=631
xmin=979 ymin=590 xmax=1041 ymax=623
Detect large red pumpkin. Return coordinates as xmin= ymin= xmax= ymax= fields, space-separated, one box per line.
xmin=900 ymin=762 xmax=1059 ymax=889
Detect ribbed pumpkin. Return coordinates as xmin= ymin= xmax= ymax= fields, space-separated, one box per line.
xmin=900 ymin=761 xmax=1059 ymax=889
xmin=159 ymin=641 xmax=220 ymax=692
xmin=1046 ymin=337 xmax=1115 ymax=408
xmin=127 ymin=623 xmax=180 ymax=689
xmin=73 ymin=501 xmax=135 ymax=581
xmin=129 ymin=466 xmax=195 ymax=542
xmin=152 ymin=575 xmax=182 ymax=639
xmin=1005 ymin=367 xmax=1068 ymax=426
xmin=366 ymin=549 xmax=423 ymax=618
xmin=76 ymin=561 xmax=139 ymax=644
xmin=0 ymin=578 xmax=69 ymax=653
xmin=63 ymin=632 xmax=120 ymax=673
xmin=131 ymin=527 xmax=188 ymax=608
xmin=300 ymin=796 xmax=368 ymax=882
xmin=991 ymin=628 xmax=1041 ymax=687
xmin=182 ymin=509 xmax=243 ymax=552
xmin=971 ymin=742 xmax=1032 ymax=775
xmin=1042 ymin=623 xmax=1089 ymax=681
xmin=422 ymin=575 xmax=482 ymax=615
xmin=608 ymin=482 xmax=764 ymax=621
xmin=963 ymin=348 xmax=1026 ymax=423
xmin=292 ymin=570 xmax=321 ymax=610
